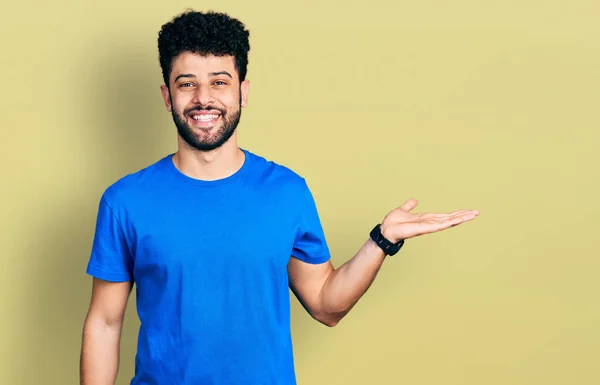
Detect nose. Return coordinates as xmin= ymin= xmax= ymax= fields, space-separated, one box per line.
xmin=192 ymin=84 xmax=214 ymax=106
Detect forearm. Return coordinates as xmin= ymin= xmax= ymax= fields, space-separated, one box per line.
xmin=80 ymin=318 xmax=122 ymax=385
xmin=319 ymin=238 xmax=387 ymax=325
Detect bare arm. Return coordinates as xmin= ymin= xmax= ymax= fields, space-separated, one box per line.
xmin=288 ymin=198 xmax=479 ymax=327
xmin=80 ymin=278 xmax=133 ymax=385
xmin=288 ymin=238 xmax=384 ymax=327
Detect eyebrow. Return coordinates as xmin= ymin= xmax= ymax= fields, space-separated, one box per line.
xmin=173 ymin=71 xmax=233 ymax=82
xmin=208 ymin=71 xmax=232 ymax=78
xmin=174 ymin=73 xmax=195 ymax=82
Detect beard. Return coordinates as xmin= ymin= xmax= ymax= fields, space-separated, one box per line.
xmin=170 ymin=95 xmax=242 ymax=152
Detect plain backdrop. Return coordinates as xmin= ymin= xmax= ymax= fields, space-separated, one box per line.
xmin=1 ymin=1 xmax=599 ymax=384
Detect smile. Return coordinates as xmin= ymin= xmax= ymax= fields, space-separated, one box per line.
xmin=191 ymin=114 xmax=219 ymax=122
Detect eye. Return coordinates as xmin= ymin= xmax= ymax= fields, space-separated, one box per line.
xmin=180 ymin=82 xmax=193 ymax=87
xmin=213 ymin=81 xmax=227 ymax=86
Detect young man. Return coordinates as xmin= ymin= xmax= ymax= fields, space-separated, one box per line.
xmin=80 ymin=10 xmax=479 ymax=385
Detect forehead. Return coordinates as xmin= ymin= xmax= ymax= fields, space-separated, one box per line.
xmin=170 ymin=52 xmax=237 ymax=80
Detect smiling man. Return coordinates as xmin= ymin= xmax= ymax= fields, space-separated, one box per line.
xmin=79 ymin=10 xmax=479 ymax=385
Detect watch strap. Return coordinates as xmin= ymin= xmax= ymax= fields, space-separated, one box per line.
xmin=370 ymin=224 xmax=404 ymax=256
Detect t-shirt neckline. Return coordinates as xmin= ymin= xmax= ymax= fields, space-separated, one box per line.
xmin=163 ymin=148 xmax=251 ymax=187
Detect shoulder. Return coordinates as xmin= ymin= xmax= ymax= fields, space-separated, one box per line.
xmin=100 ymin=154 xmax=171 ymax=208
xmin=243 ymin=149 xmax=310 ymax=192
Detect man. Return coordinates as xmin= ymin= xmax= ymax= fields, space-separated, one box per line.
xmin=80 ymin=10 xmax=479 ymax=385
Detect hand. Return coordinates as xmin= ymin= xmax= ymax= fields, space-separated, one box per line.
xmin=380 ymin=198 xmax=479 ymax=243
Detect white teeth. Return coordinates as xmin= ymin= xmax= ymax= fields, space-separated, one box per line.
xmin=192 ymin=114 xmax=218 ymax=122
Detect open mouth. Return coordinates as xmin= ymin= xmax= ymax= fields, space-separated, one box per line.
xmin=188 ymin=112 xmax=221 ymax=128
xmin=191 ymin=114 xmax=219 ymax=122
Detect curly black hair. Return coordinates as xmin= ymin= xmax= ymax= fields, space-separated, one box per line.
xmin=158 ymin=10 xmax=250 ymax=87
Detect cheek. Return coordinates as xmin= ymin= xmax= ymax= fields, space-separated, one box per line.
xmin=222 ymin=92 xmax=242 ymax=108
xmin=171 ymin=96 xmax=192 ymax=114
xmin=213 ymin=88 xmax=240 ymax=103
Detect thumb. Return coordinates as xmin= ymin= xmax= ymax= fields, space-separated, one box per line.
xmin=399 ymin=198 xmax=418 ymax=212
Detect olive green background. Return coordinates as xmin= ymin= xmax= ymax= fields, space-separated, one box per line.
xmin=1 ymin=1 xmax=598 ymax=384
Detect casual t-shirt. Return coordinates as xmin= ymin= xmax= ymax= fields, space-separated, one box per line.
xmin=86 ymin=148 xmax=331 ymax=385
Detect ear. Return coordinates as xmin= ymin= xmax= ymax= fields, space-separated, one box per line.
xmin=160 ymin=85 xmax=172 ymax=112
xmin=240 ymin=79 xmax=250 ymax=108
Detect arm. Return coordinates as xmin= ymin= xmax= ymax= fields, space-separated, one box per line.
xmin=288 ymin=237 xmax=385 ymax=327
xmin=288 ymin=198 xmax=479 ymax=327
xmin=80 ymin=278 xmax=133 ymax=385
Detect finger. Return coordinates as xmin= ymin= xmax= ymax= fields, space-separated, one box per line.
xmin=449 ymin=210 xmax=479 ymax=220
xmin=446 ymin=212 xmax=479 ymax=225
xmin=427 ymin=212 xmax=478 ymax=229
xmin=445 ymin=210 xmax=480 ymax=218
xmin=425 ymin=209 xmax=479 ymax=220
xmin=409 ymin=212 xmax=478 ymax=237
xmin=447 ymin=209 xmax=474 ymax=216
xmin=399 ymin=198 xmax=419 ymax=212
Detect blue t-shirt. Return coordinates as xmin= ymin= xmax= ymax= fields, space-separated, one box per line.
xmin=86 ymin=148 xmax=330 ymax=385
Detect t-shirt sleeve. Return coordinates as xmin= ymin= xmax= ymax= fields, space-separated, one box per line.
xmin=86 ymin=194 xmax=134 ymax=282
xmin=291 ymin=179 xmax=331 ymax=264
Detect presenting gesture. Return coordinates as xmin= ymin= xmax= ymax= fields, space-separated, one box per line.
xmin=380 ymin=198 xmax=479 ymax=243
xmin=287 ymin=197 xmax=480 ymax=327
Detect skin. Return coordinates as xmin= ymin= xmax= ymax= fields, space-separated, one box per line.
xmin=162 ymin=53 xmax=250 ymax=182
xmin=80 ymin=52 xmax=479 ymax=384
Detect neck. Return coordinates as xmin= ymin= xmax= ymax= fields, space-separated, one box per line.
xmin=172 ymin=136 xmax=245 ymax=181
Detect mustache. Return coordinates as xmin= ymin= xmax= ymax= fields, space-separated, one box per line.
xmin=184 ymin=105 xmax=226 ymax=115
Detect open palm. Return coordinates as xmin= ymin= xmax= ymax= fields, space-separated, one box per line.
xmin=381 ymin=198 xmax=479 ymax=243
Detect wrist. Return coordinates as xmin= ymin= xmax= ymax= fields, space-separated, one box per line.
xmin=369 ymin=223 xmax=405 ymax=257
xmin=379 ymin=222 xmax=397 ymax=243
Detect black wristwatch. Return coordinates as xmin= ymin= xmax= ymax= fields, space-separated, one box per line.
xmin=370 ymin=224 xmax=404 ymax=256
